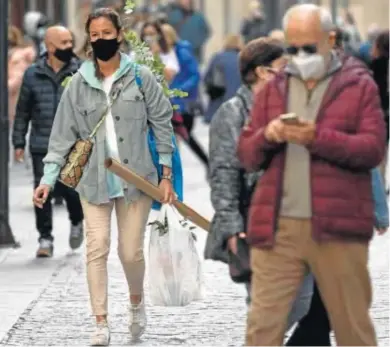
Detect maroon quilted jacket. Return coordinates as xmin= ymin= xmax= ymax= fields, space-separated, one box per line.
xmin=237 ymin=58 xmax=386 ymax=248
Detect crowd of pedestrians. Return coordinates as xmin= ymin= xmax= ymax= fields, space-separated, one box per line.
xmin=6 ymin=0 xmax=389 ymax=346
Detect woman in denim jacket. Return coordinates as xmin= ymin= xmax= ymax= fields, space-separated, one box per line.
xmin=33 ymin=8 xmax=175 ymax=346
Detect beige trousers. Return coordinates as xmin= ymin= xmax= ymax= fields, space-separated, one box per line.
xmin=81 ymin=195 xmax=152 ymax=316
xmin=246 ymin=218 xmax=376 ymax=346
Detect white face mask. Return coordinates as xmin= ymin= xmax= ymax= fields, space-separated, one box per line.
xmin=291 ymin=51 xmax=326 ymax=81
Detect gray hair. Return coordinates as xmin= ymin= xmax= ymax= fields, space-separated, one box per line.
xmin=282 ymin=4 xmax=334 ymax=33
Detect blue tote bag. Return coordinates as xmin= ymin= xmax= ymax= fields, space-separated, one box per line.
xmin=134 ymin=64 xmax=184 ymax=210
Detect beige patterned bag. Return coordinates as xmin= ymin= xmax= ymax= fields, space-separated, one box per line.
xmin=58 ymin=104 xmax=110 ymax=188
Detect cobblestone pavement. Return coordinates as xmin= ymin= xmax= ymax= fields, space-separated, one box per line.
xmin=1 ymin=121 xmax=389 ymax=346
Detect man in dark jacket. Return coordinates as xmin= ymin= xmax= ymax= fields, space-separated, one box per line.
xmin=167 ymin=0 xmax=210 ymax=63
xmin=12 ymin=26 xmax=84 ymax=258
xmin=237 ymin=4 xmax=385 ymax=346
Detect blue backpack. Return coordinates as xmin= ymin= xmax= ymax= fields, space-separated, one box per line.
xmin=134 ymin=64 xmax=184 ymax=211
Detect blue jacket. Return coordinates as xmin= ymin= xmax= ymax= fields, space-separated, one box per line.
xmin=167 ymin=8 xmax=210 ymax=56
xmin=170 ymin=40 xmax=200 ymax=113
xmin=358 ymin=41 xmax=373 ymax=65
xmin=372 ymin=167 xmax=389 ymax=228
xmin=204 ymin=49 xmax=242 ymax=123
xmin=134 ymin=66 xmax=184 ymax=211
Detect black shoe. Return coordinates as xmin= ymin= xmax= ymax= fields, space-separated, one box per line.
xmin=36 ymin=239 xmax=54 ymax=258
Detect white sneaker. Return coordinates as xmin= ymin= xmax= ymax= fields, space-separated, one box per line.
xmin=129 ymin=299 xmax=146 ymax=340
xmin=91 ymin=322 xmax=110 ymax=346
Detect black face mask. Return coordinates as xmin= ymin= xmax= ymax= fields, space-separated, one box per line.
xmin=91 ymin=38 xmax=120 ymax=62
xmin=54 ymin=47 xmax=74 ymax=63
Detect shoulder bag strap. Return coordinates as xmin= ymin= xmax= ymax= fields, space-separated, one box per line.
xmin=236 ymin=93 xmax=251 ymax=128
xmin=88 ymin=81 xmax=122 ymax=139
xmin=134 ymin=63 xmax=144 ymax=94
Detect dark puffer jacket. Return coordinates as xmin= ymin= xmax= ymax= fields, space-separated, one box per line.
xmin=12 ymin=55 xmax=81 ymax=154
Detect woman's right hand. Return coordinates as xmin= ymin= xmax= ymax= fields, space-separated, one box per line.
xmin=33 ymin=184 xmax=51 ymax=209
xmin=227 ymin=233 xmax=247 ymax=254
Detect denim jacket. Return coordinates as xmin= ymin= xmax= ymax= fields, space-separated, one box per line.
xmin=41 ymin=53 xmax=174 ymax=205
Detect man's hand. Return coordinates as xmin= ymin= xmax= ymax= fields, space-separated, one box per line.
xmin=264 ymin=118 xmax=286 ymax=143
xmin=227 ymin=233 xmax=247 ymax=254
xmin=14 ymin=149 xmax=25 ymax=162
xmin=283 ymin=120 xmax=316 ymax=146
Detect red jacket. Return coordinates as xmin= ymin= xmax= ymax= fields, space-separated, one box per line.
xmin=237 ymin=58 xmax=386 ymax=248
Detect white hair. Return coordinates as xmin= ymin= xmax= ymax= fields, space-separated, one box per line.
xmin=282 ymin=4 xmax=334 ymax=33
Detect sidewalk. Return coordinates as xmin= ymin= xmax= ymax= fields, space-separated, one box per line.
xmin=0 ymin=164 xmax=85 ymax=342
xmin=0 ymin=121 xmax=389 ymax=345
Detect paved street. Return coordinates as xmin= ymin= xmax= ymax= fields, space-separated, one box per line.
xmin=0 ymin=120 xmax=389 ymax=346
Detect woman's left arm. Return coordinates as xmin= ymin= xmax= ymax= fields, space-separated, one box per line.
xmin=140 ymin=65 xmax=174 ymax=170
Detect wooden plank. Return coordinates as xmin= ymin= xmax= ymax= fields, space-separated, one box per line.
xmin=105 ymin=158 xmax=210 ymax=232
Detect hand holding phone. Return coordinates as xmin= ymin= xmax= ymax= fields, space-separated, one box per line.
xmin=279 ymin=113 xmax=301 ymax=125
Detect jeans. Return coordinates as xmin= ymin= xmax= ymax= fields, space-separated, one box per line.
xmin=32 ymin=154 xmax=84 ymax=241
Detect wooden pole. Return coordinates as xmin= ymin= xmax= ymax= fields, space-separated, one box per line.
xmin=105 ymin=158 xmax=210 ymax=232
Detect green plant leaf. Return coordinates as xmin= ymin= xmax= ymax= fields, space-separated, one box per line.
xmin=123 ymin=0 xmax=187 ymax=101
xmin=62 ymin=76 xmax=73 ymax=87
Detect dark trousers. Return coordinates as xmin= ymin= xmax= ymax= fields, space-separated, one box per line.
xmin=182 ymin=112 xmax=209 ymax=168
xmin=32 ymin=154 xmax=84 ymax=242
xmin=286 ymin=280 xmax=331 ymax=346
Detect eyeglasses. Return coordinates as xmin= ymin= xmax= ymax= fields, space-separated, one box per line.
xmin=286 ymin=44 xmax=318 ymax=55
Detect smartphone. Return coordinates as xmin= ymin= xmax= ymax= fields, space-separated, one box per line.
xmin=280 ymin=113 xmax=300 ymax=125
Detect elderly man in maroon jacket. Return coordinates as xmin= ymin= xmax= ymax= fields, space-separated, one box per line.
xmin=237 ymin=4 xmax=386 ymax=347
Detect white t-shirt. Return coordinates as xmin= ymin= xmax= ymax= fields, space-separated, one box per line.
xmin=129 ymin=48 xmax=180 ymax=75
xmin=102 ymin=75 xmax=120 ymax=160
xmin=160 ymin=49 xmax=180 ymax=74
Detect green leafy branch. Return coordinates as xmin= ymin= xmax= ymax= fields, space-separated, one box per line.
xmin=124 ymin=0 xmax=187 ymax=106
xmin=148 ymin=214 xmax=197 ymax=241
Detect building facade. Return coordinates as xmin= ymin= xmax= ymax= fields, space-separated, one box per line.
xmin=199 ymin=0 xmax=389 ymax=60
xmin=9 ymin=0 xmax=389 ymax=61
xmin=9 ymin=0 xmax=66 ymax=29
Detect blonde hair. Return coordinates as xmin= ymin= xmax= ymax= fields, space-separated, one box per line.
xmin=249 ymin=0 xmax=260 ymax=12
xmin=161 ymin=23 xmax=178 ymax=47
xmin=8 ymin=25 xmax=24 ymax=47
xmin=223 ymin=34 xmax=243 ymax=51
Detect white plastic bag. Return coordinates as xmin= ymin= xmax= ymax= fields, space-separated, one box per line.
xmin=148 ymin=204 xmax=202 ymax=306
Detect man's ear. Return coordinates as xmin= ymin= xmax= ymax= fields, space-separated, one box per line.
xmin=329 ymin=31 xmax=336 ymax=49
